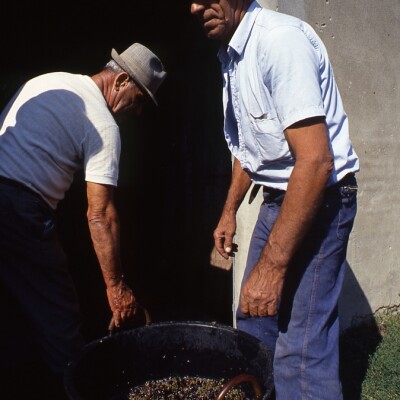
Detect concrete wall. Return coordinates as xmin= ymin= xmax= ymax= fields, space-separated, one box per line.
xmin=234 ymin=0 xmax=400 ymax=329
xmin=1 ymin=0 xmax=398 ymax=339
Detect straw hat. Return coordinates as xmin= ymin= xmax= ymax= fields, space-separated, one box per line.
xmin=111 ymin=43 xmax=167 ymax=106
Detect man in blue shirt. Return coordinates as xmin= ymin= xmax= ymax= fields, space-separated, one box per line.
xmin=190 ymin=1 xmax=359 ymax=399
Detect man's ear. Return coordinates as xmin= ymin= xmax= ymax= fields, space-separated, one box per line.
xmin=114 ymin=72 xmax=130 ymax=90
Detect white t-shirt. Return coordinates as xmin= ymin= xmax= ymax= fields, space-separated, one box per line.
xmin=0 ymin=72 xmax=121 ymax=209
xmin=218 ymin=2 xmax=359 ymax=189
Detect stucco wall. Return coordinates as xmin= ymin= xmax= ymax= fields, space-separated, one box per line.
xmin=234 ymin=0 xmax=400 ymax=329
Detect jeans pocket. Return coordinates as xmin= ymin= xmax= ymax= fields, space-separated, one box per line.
xmin=336 ymin=187 xmax=357 ymax=241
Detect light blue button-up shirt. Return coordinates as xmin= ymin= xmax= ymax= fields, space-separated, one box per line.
xmin=218 ymin=1 xmax=359 ymax=189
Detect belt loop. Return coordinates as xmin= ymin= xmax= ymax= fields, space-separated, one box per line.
xmin=249 ymin=184 xmax=261 ymax=204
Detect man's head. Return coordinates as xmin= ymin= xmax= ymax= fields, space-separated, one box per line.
xmin=111 ymin=43 xmax=166 ymax=107
xmin=98 ymin=43 xmax=166 ymax=121
xmin=190 ymin=0 xmax=252 ymax=44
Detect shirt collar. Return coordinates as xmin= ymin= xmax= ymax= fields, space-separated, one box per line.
xmin=218 ymin=1 xmax=262 ymax=63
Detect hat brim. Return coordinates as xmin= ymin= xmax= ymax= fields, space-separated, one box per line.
xmin=111 ymin=49 xmax=158 ymax=106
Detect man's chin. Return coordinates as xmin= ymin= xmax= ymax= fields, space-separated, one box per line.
xmin=204 ymin=25 xmax=227 ymax=41
xmin=205 ymin=30 xmax=222 ymax=40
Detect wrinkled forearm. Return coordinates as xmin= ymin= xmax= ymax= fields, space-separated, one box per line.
xmin=87 ymin=204 xmax=123 ymax=288
xmin=239 ymin=118 xmax=334 ymax=317
xmin=86 ymin=182 xmax=136 ymax=327
xmin=222 ymin=157 xmax=252 ymax=216
xmin=260 ymin=157 xmax=333 ymax=270
xmin=213 ymin=157 xmax=252 ymax=258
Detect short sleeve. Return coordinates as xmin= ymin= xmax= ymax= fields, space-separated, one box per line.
xmin=83 ymin=124 xmax=121 ymax=186
xmin=260 ymin=26 xmax=326 ymax=129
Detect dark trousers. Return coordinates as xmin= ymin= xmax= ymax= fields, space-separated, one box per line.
xmin=0 ymin=180 xmax=84 ymax=375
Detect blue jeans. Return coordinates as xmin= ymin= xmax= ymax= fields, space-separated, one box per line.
xmin=0 ymin=180 xmax=84 ymax=375
xmin=237 ymin=174 xmax=357 ymax=399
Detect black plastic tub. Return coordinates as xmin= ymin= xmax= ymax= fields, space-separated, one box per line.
xmin=64 ymin=321 xmax=274 ymax=400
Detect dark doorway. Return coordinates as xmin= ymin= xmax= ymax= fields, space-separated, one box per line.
xmin=0 ymin=0 xmax=233 ymax=376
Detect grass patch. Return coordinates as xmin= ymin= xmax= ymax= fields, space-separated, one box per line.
xmin=340 ymin=305 xmax=400 ymax=400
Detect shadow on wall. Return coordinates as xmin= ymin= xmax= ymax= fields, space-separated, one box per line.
xmin=339 ymin=261 xmax=374 ymax=329
xmin=339 ymin=262 xmax=382 ymax=400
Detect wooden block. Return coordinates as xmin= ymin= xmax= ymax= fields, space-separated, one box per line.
xmin=210 ymin=245 xmax=233 ymax=271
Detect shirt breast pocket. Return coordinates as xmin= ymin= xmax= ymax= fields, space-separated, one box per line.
xmin=249 ymin=110 xmax=290 ymax=165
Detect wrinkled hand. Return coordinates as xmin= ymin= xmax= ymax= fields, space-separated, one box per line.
xmin=213 ymin=212 xmax=237 ymax=259
xmin=106 ymin=280 xmax=136 ymax=327
xmin=240 ymin=264 xmax=286 ymax=317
